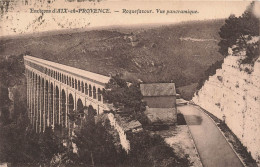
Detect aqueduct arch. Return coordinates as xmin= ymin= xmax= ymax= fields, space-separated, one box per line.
xmin=44 ymin=80 xmax=48 ymax=126
xmin=77 ymin=98 xmax=84 ymax=113
xmin=61 ymin=89 xmax=66 ymax=127
xmin=68 ymin=93 xmax=74 ymax=114
xmin=50 ymin=83 xmax=54 ymax=127
xmin=55 ymin=86 xmax=59 ymax=125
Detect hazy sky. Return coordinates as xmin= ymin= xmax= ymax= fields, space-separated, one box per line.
xmin=0 ymin=1 xmax=256 ymax=36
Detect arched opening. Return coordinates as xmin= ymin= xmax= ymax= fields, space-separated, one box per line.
xmin=55 ymin=86 xmax=59 ymax=125
xmin=93 ymin=86 xmax=96 ymax=99
xmin=78 ymin=80 xmax=81 ymax=91
xmin=31 ymin=73 xmax=35 ymax=127
xmin=72 ymin=78 xmax=74 ymax=88
xmin=68 ymin=94 xmax=74 ymax=114
xmin=45 ymin=80 xmax=48 ymax=127
xmin=75 ymin=79 xmax=78 ymax=90
xmin=62 ymin=74 xmax=64 ymax=83
xmin=102 ymin=88 xmax=108 ymax=103
xmin=76 ymin=98 xmax=84 ymax=126
xmin=37 ymin=75 xmax=41 ymax=131
xmin=49 ymin=83 xmax=54 ymax=126
xmin=61 ymin=89 xmax=66 ymax=127
xmin=68 ymin=94 xmax=74 ymax=135
xmin=77 ymin=99 xmax=84 ymax=113
xmin=86 ymin=105 xmax=97 ymax=122
xmin=98 ymin=88 xmax=102 ymax=101
xmin=41 ymin=78 xmax=44 ymax=131
xmin=81 ymin=81 xmax=84 ymax=93
xmin=89 ymin=85 xmax=92 ymax=97
xmin=85 ymin=83 xmax=88 ymax=95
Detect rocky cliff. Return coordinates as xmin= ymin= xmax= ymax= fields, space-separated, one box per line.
xmin=193 ymin=40 xmax=260 ymax=164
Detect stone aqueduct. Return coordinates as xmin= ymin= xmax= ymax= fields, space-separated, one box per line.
xmin=24 ymin=55 xmax=110 ymax=133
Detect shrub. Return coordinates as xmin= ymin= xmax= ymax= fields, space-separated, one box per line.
xmin=197 ymin=60 xmax=224 ymax=90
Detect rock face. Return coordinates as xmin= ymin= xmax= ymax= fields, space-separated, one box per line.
xmin=193 ymin=54 xmax=260 ymax=164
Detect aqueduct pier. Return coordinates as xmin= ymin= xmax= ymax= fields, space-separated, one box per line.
xmin=24 ymin=55 xmax=110 ymax=133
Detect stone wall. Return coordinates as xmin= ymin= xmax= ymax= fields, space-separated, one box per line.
xmin=107 ymin=113 xmax=130 ymax=153
xmin=193 ymin=54 xmax=260 ymax=164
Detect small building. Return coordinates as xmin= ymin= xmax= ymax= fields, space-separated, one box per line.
xmin=140 ymin=83 xmax=177 ymax=125
xmin=140 ymin=83 xmax=176 ymax=108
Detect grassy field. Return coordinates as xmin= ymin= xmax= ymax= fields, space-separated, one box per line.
xmin=0 ymin=19 xmax=225 ymax=99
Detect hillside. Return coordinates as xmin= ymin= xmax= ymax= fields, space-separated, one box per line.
xmin=0 ymin=19 xmax=225 ymax=99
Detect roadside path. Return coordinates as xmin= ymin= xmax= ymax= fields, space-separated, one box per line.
xmin=178 ymin=105 xmax=243 ymax=167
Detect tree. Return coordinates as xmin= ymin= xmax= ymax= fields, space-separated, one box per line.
xmin=218 ymin=2 xmax=259 ymax=63
xmin=0 ymin=113 xmax=65 ymax=166
xmin=102 ymin=75 xmax=147 ymax=123
xmin=63 ymin=105 xmax=125 ymax=166
xmin=38 ymin=127 xmax=65 ymax=165
xmin=72 ymin=117 xmax=124 ymax=166
xmin=0 ymin=114 xmax=41 ymax=165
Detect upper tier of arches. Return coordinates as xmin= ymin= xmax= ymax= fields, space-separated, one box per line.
xmin=24 ymin=55 xmax=109 ymax=102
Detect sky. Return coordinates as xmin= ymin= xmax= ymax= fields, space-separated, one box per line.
xmin=0 ymin=0 xmax=256 ymax=37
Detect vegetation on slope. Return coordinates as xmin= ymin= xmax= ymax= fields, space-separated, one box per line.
xmin=196 ymin=60 xmax=224 ymax=91
xmin=0 ymin=54 xmax=26 ymax=123
xmin=0 ymin=19 xmax=224 ymax=98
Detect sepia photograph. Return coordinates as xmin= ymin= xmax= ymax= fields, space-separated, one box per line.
xmin=0 ymin=0 xmax=259 ymax=166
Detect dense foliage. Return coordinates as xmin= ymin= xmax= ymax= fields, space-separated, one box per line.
xmin=0 ymin=114 xmax=65 ymax=166
xmin=218 ymin=2 xmax=259 ymax=63
xmin=72 ymin=119 xmax=124 ymax=166
xmin=0 ymin=54 xmax=25 ymax=87
xmin=102 ymin=75 xmax=148 ymax=124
